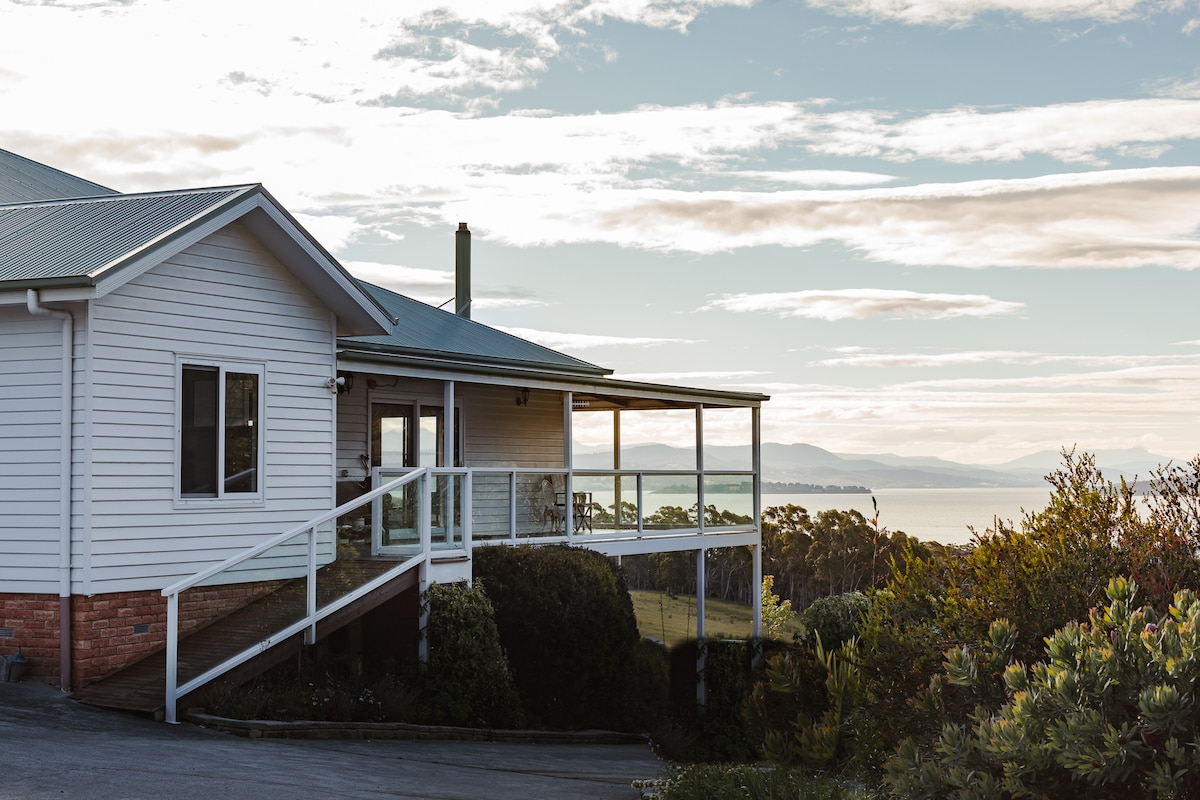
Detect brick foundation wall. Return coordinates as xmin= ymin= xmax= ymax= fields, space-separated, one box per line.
xmin=0 ymin=594 xmax=61 ymax=683
xmin=70 ymin=590 xmax=166 ymax=686
xmin=0 ymin=580 xmax=288 ymax=689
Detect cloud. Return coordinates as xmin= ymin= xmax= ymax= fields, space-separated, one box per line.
xmin=723 ymin=169 xmax=898 ymax=187
xmin=612 ymin=370 xmax=769 ymax=381
xmin=756 ymin=362 xmax=1200 ymax=463
xmin=495 ymin=326 xmax=701 ymax=350
xmin=809 ymin=350 xmax=1200 ymax=368
xmin=593 ymin=168 xmax=1200 ymax=265
xmin=702 ymin=289 xmax=1024 ymax=320
xmin=806 ymin=99 xmax=1200 ymax=166
xmin=804 ymin=0 xmax=1189 ymax=26
xmin=0 ymin=0 xmax=758 ymax=115
xmin=344 ymin=261 xmax=453 ymax=298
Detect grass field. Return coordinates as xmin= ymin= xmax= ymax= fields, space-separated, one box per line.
xmin=630 ymin=589 xmax=804 ymax=648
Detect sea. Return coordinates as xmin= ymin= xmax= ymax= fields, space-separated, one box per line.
xmin=759 ymin=487 xmax=1054 ymax=546
xmin=640 ymin=487 xmax=1054 ymax=546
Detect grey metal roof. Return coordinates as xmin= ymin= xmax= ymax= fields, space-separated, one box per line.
xmin=0 ymin=148 xmax=118 ymax=203
xmin=0 ymin=187 xmax=255 ymax=286
xmin=341 ymin=282 xmax=611 ymax=378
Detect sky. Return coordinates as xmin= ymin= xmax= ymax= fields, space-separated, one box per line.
xmin=4 ymin=0 xmax=1200 ymax=464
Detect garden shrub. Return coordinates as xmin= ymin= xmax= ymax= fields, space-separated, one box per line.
xmin=636 ymin=763 xmax=882 ymax=800
xmin=473 ymin=544 xmax=662 ymax=731
xmin=888 ymin=577 xmax=1200 ymax=799
xmin=418 ymin=580 xmax=523 ymax=728
xmin=745 ymin=635 xmax=862 ymax=773
xmin=959 ymin=451 xmax=1132 ymax=666
xmin=852 ymin=546 xmax=966 ymax=779
xmin=800 ymin=591 xmax=869 ymax=649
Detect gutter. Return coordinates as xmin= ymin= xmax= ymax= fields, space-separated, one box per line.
xmin=25 ymin=289 xmax=73 ymax=691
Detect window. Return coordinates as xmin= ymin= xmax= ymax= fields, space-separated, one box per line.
xmin=178 ymin=361 xmax=263 ymax=499
xmin=371 ymin=402 xmax=460 ymax=468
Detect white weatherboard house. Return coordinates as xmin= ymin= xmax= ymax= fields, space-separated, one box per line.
xmin=0 ymin=148 xmax=767 ymax=721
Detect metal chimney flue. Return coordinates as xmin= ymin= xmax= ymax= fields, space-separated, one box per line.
xmin=455 ymin=222 xmax=471 ymax=319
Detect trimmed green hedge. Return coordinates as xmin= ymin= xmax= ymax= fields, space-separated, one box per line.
xmin=474 ymin=545 xmax=666 ymax=731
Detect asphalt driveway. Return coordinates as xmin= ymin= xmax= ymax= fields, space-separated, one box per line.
xmin=0 ymin=680 xmax=663 ymax=800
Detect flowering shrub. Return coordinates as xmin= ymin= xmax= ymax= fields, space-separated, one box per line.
xmin=887 ymin=577 xmax=1200 ymax=799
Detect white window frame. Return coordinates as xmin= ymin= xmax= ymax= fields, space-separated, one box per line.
xmin=174 ymin=356 xmax=266 ymax=507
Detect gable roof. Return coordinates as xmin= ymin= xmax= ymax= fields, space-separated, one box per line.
xmin=0 ymin=148 xmax=118 ymax=203
xmin=340 ymin=282 xmax=611 ymax=378
xmin=0 ymin=181 xmax=392 ymax=336
xmin=0 ymin=186 xmax=253 ymax=287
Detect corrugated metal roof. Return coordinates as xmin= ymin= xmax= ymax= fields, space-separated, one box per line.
xmin=0 ymin=148 xmax=118 ymax=203
xmin=0 ymin=187 xmax=254 ymax=286
xmin=341 ymin=282 xmax=611 ymax=377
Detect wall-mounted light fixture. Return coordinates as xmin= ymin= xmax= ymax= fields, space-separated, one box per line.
xmin=516 ymin=388 xmax=530 ymax=406
xmin=327 ymin=373 xmax=355 ymax=394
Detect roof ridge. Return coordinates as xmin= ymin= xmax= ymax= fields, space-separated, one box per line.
xmin=0 ymin=183 xmax=261 ymax=210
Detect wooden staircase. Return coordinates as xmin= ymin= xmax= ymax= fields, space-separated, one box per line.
xmin=73 ymin=556 xmax=420 ymax=716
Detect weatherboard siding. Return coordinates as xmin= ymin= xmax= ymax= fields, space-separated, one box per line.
xmin=0 ymin=309 xmax=76 ymax=593
xmin=334 ymin=381 xmax=565 ymax=537
xmin=335 ymin=381 xmax=565 ymax=469
xmin=85 ymin=222 xmax=338 ymax=594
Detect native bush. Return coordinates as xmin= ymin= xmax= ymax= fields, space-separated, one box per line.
xmin=418 ymin=580 xmax=523 ymax=728
xmin=744 ymin=634 xmax=863 ymax=774
xmin=635 ymin=762 xmax=883 ymax=800
xmin=959 ymin=450 xmax=1133 ymax=666
xmin=887 ymin=577 xmax=1200 ymax=800
xmin=851 ymin=544 xmax=967 ymax=779
xmin=473 ymin=544 xmax=663 ymax=731
xmin=800 ymin=591 xmax=869 ymax=650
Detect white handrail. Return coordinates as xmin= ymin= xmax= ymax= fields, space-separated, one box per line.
xmin=161 ymin=470 xmax=428 ymax=598
xmin=162 ymin=469 xmax=433 ymax=723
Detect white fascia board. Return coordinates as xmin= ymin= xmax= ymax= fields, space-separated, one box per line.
xmin=0 ymin=287 xmax=92 ymax=305
xmin=337 ymin=353 xmax=765 ymax=409
xmin=85 ymin=190 xmax=391 ymax=336
xmin=244 ymin=202 xmax=392 ymax=335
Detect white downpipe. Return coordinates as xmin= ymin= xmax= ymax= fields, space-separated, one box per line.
xmin=26 ymin=290 xmax=74 ymax=691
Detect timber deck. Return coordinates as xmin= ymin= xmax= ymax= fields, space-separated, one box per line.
xmin=72 ymin=556 xmax=419 ymax=716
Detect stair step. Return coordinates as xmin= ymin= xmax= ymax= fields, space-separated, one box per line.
xmin=73 ymin=557 xmax=419 ymax=715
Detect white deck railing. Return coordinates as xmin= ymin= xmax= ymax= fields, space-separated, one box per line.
xmin=159 ymin=466 xmax=759 ymax=722
xmin=160 ymin=469 xmax=431 ymax=724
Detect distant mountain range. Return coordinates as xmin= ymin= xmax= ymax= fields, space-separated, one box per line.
xmin=573 ymin=443 xmax=1184 ymax=490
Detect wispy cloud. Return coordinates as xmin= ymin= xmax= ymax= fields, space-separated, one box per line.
xmin=809 ymin=350 xmax=1200 ymax=368
xmin=612 ymin=370 xmax=769 ymax=381
xmin=702 ymin=289 xmax=1024 ymax=320
xmin=806 ymin=99 xmax=1200 ymax=166
xmin=495 ymin=326 xmax=701 ymax=350
xmin=756 ymin=363 xmax=1200 ymax=462
xmin=594 ymin=168 xmax=1200 ymax=265
xmin=805 ymin=0 xmax=1194 ymax=27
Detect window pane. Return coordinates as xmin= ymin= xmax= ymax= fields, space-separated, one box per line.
xmin=419 ymin=408 xmax=441 ymax=466
xmin=372 ymin=403 xmax=412 ymax=468
xmin=181 ymin=366 xmax=218 ymax=496
xmin=224 ymin=371 xmax=258 ymax=493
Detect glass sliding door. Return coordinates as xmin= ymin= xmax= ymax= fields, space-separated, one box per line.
xmin=370 ymin=402 xmax=462 ymax=554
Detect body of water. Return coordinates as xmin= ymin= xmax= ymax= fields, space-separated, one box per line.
xmin=761 ymin=487 xmax=1054 ymax=546
xmin=629 ymin=487 xmax=1054 ymax=546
